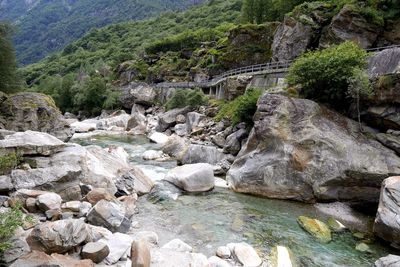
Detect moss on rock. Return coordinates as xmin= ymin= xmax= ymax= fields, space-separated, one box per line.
xmin=298 ymin=216 xmax=332 ymax=243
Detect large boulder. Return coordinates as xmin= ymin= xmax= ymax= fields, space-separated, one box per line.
xmin=99 ymin=232 xmax=133 ymax=265
xmin=96 ymin=110 xmax=132 ymax=131
xmin=119 ymin=82 xmax=157 ymax=108
xmin=131 ymin=239 xmax=151 ymax=267
xmin=81 ymin=242 xmax=110 ymax=264
xmin=10 ymin=251 xmax=94 ymax=267
xmin=374 ymin=176 xmax=400 ymax=248
xmin=150 ymin=248 xmax=210 ymax=267
xmin=86 ymin=199 xmax=132 ymax=233
xmin=0 ymin=130 xmax=65 ymax=156
xmin=229 ymin=242 xmax=262 ymax=267
xmin=180 ymin=144 xmax=226 ymax=165
xmin=162 ymin=135 xmax=190 ymax=159
xmin=27 ymin=219 xmax=89 ymax=254
xmin=3 ymin=132 xmax=133 ymax=200
xmin=186 ymin=112 xmax=206 ymax=134
xmin=156 ymin=107 xmax=191 ymax=132
xmin=0 ymin=92 xmax=73 ymax=141
xmin=164 ymin=163 xmax=215 ymax=192
xmin=227 ymin=93 xmax=400 ymax=203
xmin=115 ymin=167 xmax=154 ymax=196
xmin=319 ymin=5 xmax=381 ymax=49
xmin=223 ymin=129 xmax=248 ymax=156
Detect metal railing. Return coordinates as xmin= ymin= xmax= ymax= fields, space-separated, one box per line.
xmin=153 ymin=44 xmax=400 ymax=89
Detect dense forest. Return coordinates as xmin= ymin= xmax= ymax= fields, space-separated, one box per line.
xmin=0 ymin=0 xmax=204 ymax=64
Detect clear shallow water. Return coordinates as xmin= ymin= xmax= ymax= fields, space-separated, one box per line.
xmin=73 ymin=135 xmax=394 ymax=267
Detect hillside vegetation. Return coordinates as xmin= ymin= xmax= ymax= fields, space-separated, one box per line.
xmin=0 ymin=0 xmax=204 ymax=64
xmin=22 ymin=0 xmax=242 ymax=85
xmin=18 ymin=0 xmax=400 ymax=116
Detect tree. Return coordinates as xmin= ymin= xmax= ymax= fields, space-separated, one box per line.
xmin=287 ymin=42 xmax=368 ymax=109
xmin=0 ymin=23 xmax=19 ymax=93
xmin=241 ymin=0 xmax=256 ymax=23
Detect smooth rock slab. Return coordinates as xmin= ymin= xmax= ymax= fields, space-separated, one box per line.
xmin=0 ymin=130 xmax=65 ymax=156
xmin=164 ymin=163 xmax=215 ymax=192
xmin=81 ymin=241 xmax=110 ymax=264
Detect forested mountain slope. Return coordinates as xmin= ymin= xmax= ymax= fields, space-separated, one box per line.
xmin=22 ymin=0 xmax=242 ymax=84
xmin=0 ymin=0 xmax=203 ymax=64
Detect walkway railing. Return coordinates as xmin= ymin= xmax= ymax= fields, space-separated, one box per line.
xmin=153 ymin=44 xmax=400 ymax=89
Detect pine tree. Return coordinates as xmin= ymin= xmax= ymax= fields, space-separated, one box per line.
xmin=0 ymin=23 xmax=19 ymax=94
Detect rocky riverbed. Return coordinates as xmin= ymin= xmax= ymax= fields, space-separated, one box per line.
xmin=74 ymin=135 xmax=396 ymax=267
xmin=2 ymin=73 xmax=400 ymax=266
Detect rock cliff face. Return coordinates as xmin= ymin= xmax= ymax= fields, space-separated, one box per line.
xmin=227 ymin=93 xmax=400 ymax=203
xmin=319 ymin=5 xmax=381 ymax=49
xmin=0 ymin=92 xmax=73 ymax=141
xmin=272 ymin=2 xmax=335 ymax=61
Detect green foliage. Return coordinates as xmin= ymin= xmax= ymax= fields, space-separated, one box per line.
xmin=0 ymin=0 xmax=205 ymax=64
xmin=0 ymin=23 xmax=20 ymax=94
xmin=241 ymin=0 xmax=312 ymax=23
xmin=0 ymin=205 xmax=25 ymax=257
xmin=145 ymin=27 xmax=226 ymax=55
xmin=22 ymin=0 xmax=241 ymax=85
xmin=347 ymin=68 xmax=373 ymax=99
xmin=216 ymin=88 xmax=262 ymax=126
xmin=165 ymin=88 xmax=208 ymax=110
xmin=0 ymin=153 xmax=19 ymax=175
xmin=287 ymin=42 xmax=368 ymax=106
xmin=33 ymin=70 xmax=120 ymax=115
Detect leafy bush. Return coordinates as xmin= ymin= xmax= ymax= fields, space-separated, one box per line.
xmin=216 ymin=88 xmax=262 ymax=126
xmin=0 ymin=205 xmax=25 ymax=257
xmin=287 ymin=42 xmax=368 ymax=107
xmin=165 ymin=88 xmax=208 ymax=110
xmin=0 ymin=153 xmax=19 ymax=175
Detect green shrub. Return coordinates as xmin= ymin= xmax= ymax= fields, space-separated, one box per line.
xmin=287 ymin=42 xmax=368 ymax=107
xmin=0 ymin=153 xmax=19 ymax=175
xmin=165 ymin=88 xmax=208 ymax=110
xmin=0 ymin=205 xmax=25 ymax=257
xmin=216 ymin=88 xmax=262 ymax=126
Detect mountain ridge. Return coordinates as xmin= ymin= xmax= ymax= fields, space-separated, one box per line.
xmin=0 ymin=0 xmax=204 ymax=64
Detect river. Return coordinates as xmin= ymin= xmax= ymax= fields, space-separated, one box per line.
xmin=74 ymin=134 xmax=394 ymax=267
